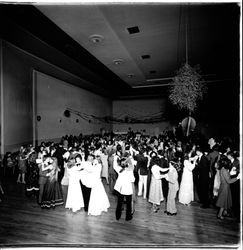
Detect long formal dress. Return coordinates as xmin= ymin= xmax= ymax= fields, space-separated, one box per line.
xmin=148 ymin=165 xmax=164 ymax=205
xmin=216 ymin=167 xmax=238 ymax=210
xmin=41 ymin=159 xmax=64 ymax=208
xmin=179 ymin=160 xmax=195 ymax=205
xmin=100 ymin=153 xmax=109 ymax=184
xmin=166 ymin=166 xmax=179 ymax=214
xmin=65 ymin=165 xmax=84 ymax=212
xmin=88 ymin=162 xmax=110 ymax=216
xmin=61 ymin=162 xmax=70 ymax=204
xmin=25 ymin=153 xmax=39 ymax=197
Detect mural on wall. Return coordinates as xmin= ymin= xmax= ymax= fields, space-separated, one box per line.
xmin=64 ymin=107 xmax=166 ymax=125
xmin=112 ymin=99 xmax=172 ymax=136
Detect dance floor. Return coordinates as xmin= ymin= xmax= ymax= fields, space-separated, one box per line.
xmin=0 ymin=179 xmax=241 ymax=248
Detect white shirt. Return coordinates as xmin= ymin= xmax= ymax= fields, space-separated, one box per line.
xmin=114 ymin=163 xmax=135 ymax=195
xmin=80 ymin=161 xmax=95 ymax=188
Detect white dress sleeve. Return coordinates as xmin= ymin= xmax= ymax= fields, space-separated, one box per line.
xmin=184 ymin=160 xmax=195 ymax=171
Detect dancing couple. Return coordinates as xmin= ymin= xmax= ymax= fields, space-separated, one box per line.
xmin=65 ymin=153 xmax=110 ymax=216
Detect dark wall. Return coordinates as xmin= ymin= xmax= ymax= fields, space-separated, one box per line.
xmin=2 ymin=41 xmax=33 ymax=152
xmin=1 ymin=41 xmax=113 ymax=153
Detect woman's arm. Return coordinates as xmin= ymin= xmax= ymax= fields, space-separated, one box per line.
xmin=222 ymin=168 xmax=238 ymax=184
xmin=158 ymin=166 xmax=169 ymax=172
xmin=42 ymin=163 xmax=51 ymax=171
xmin=184 ymin=160 xmax=195 ymax=171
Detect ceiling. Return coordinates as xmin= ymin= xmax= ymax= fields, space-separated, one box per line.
xmin=0 ymin=3 xmax=240 ymax=98
xmin=35 ymin=3 xmax=240 ymax=90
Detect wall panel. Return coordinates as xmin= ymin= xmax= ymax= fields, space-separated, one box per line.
xmin=35 ymin=71 xmax=112 ymax=143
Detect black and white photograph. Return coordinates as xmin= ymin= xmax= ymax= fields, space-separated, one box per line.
xmin=0 ymin=0 xmax=241 ymax=248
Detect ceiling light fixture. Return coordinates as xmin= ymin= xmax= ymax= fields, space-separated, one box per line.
xmin=141 ymin=55 xmax=151 ymax=59
xmin=127 ymin=74 xmax=135 ymax=78
xmin=89 ymin=34 xmax=104 ymax=43
xmin=113 ymin=59 xmax=124 ymax=65
xmin=127 ymin=26 xmax=140 ymax=34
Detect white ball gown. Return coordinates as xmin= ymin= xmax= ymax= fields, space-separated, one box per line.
xmin=178 ymin=159 xmax=195 ymax=205
xmin=88 ymin=162 xmax=110 ymax=216
xmin=100 ymin=153 xmax=109 ymax=184
xmin=65 ymin=165 xmax=84 ymax=212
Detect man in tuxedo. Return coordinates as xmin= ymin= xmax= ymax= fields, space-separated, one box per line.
xmin=79 ymin=154 xmax=94 ymax=212
xmin=114 ymin=155 xmax=135 ymax=221
xmin=196 ymin=146 xmax=210 ymax=208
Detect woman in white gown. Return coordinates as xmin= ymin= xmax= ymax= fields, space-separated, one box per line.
xmin=88 ymin=157 xmax=110 ymax=216
xmin=178 ymin=153 xmax=198 ymax=205
xmin=100 ymin=149 xmax=109 ymax=185
xmin=65 ymin=155 xmax=84 ymax=212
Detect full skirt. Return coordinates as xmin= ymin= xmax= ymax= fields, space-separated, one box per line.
xmin=216 ymin=183 xmax=232 ymax=210
xmin=148 ymin=176 xmax=164 ymax=205
xmin=41 ymin=178 xmax=64 ymax=208
xmin=178 ymin=170 xmax=194 ymax=205
xmin=65 ymin=175 xmax=84 ymax=212
xmin=88 ymin=180 xmax=110 ymax=216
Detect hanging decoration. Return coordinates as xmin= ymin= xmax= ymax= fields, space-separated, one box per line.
xmin=168 ymin=5 xmax=207 ymax=136
xmin=169 ymin=63 xmax=206 ymax=114
xmin=65 ymin=107 xmax=165 ymax=125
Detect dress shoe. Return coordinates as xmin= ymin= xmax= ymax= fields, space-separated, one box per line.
xmin=125 ymin=215 xmax=133 ymax=221
xmin=217 ymin=215 xmax=224 ymax=220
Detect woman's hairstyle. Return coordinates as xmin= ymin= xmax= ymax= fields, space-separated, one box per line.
xmin=218 ymin=155 xmax=231 ymax=170
xmin=184 ymin=152 xmax=190 ymax=160
xmin=74 ymin=154 xmax=82 ymax=161
xmin=150 ymin=151 xmax=157 ymax=158
xmin=233 ymin=151 xmax=239 ymax=158
xmin=116 ymin=144 xmax=122 ymax=152
xmin=195 ymin=145 xmax=203 ymax=153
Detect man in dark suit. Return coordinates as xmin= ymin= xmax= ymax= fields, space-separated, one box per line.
xmin=206 ymin=137 xmax=220 ymax=202
xmin=196 ymin=146 xmax=210 ymax=208
xmin=158 ymin=150 xmax=169 ymax=200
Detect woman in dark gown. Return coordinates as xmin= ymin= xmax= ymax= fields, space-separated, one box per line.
xmin=25 ymin=150 xmax=39 ymax=197
xmin=216 ymin=155 xmax=239 ymax=219
xmin=41 ymin=157 xmax=64 ymax=208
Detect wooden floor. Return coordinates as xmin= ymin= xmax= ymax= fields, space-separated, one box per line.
xmin=0 ymin=179 xmax=241 ymax=248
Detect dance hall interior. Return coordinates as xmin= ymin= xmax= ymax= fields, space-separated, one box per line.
xmin=0 ymin=2 xmax=241 ymax=249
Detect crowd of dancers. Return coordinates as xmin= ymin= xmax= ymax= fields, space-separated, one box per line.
xmin=0 ymin=129 xmax=240 ymax=221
